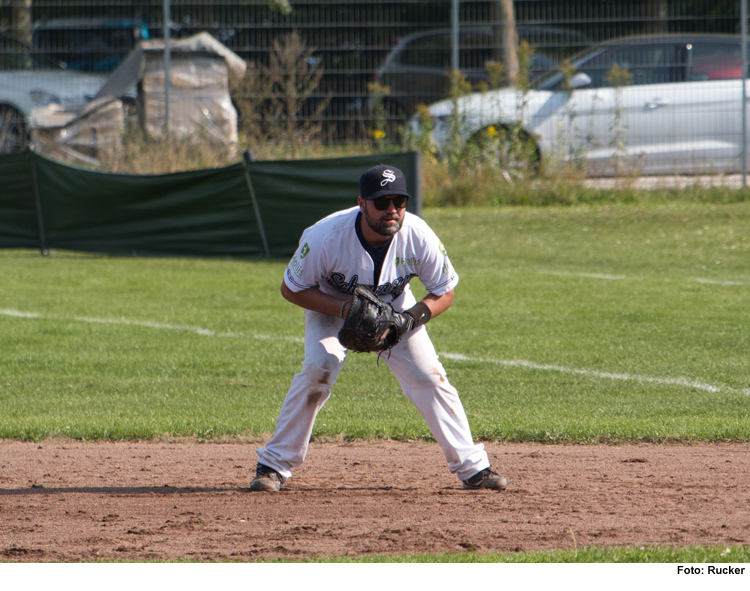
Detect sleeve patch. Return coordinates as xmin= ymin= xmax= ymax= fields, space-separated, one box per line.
xmin=290 ymin=255 xmax=304 ymax=278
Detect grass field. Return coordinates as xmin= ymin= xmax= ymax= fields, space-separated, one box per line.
xmin=307 ymin=545 xmax=749 ymax=563
xmin=2 ymin=200 xmax=749 ymax=566
xmin=1 ymin=201 xmax=748 ymax=443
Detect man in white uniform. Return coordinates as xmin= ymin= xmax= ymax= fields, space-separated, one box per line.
xmin=251 ymin=164 xmax=508 ymax=492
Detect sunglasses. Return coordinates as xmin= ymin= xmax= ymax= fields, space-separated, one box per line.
xmin=371 ymin=196 xmax=409 ymax=211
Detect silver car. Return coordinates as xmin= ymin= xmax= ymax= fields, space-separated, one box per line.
xmin=413 ymin=35 xmax=750 ymax=176
xmin=0 ymin=32 xmax=109 ymax=154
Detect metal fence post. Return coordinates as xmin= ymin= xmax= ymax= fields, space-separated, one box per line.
xmin=29 ymin=151 xmax=49 ymax=256
xmin=451 ymin=0 xmax=460 ymax=74
xmin=163 ymin=0 xmax=171 ymax=140
xmin=242 ymin=152 xmax=272 ymax=258
xmin=410 ymin=150 xmax=423 ymax=218
xmin=742 ymin=0 xmax=747 ymax=187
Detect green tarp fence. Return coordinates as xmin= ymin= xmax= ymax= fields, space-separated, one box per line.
xmin=0 ymin=150 xmax=421 ymax=257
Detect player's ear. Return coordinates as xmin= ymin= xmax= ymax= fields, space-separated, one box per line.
xmin=357 ymin=196 xmax=365 ymax=212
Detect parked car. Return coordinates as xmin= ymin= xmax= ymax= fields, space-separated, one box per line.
xmin=373 ymin=25 xmax=585 ymax=118
xmin=32 ymin=18 xmax=150 ymax=73
xmin=411 ymin=35 xmax=750 ymax=176
xmin=0 ymin=31 xmax=110 ymax=154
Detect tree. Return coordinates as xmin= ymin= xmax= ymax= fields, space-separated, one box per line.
xmin=650 ymin=0 xmax=669 ymax=34
xmin=10 ymin=0 xmax=32 ymax=46
xmin=494 ymin=0 xmax=518 ymax=84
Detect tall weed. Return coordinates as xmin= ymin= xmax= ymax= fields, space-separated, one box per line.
xmin=367 ymin=81 xmax=391 ymax=149
xmin=266 ymin=31 xmax=331 ymax=158
xmin=606 ymin=64 xmax=634 ymax=176
xmin=420 ymin=157 xmax=750 ymax=207
xmin=102 ymin=130 xmax=236 ymax=175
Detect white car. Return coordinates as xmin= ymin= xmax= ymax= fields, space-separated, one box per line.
xmin=0 ymin=32 xmax=109 ymax=153
xmin=412 ymin=34 xmax=750 ymax=176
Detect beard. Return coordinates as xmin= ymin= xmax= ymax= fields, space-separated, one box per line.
xmin=364 ymin=207 xmax=404 ymax=237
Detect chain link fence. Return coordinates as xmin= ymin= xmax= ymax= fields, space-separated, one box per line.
xmin=0 ymin=1 xmax=747 ymax=173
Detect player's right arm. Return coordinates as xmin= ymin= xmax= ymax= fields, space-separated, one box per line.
xmin=283 ymin=210 xmax=360 ymax=318
xmin=281 ymin=282 xmax=350 ymax=319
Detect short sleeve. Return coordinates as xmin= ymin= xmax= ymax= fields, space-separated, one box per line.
xmin=416 ymin=233 xmax=459 ymax=296
xmin=284 ymin=232 xmax=325 ymax=292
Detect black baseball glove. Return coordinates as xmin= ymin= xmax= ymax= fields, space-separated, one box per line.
xmin=337 ymin=285 xmax=413 ymax=353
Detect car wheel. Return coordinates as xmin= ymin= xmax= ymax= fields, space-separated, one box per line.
xmin=469 ymin=125 xmax=540 ymax=181
xmin=0 ymin=105 xmax=29 ymax=154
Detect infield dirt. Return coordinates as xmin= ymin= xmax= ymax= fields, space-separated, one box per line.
xmin=1 ymin=440 xmax=748 ymax=562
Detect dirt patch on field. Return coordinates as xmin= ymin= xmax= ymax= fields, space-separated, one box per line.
xmin=1 ymin=440 xmax=748 ymax=562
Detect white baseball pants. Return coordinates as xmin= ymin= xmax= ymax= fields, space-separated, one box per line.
xmin=256 ymin=309 xmax=490 ymax=483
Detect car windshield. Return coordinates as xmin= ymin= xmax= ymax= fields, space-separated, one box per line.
xmin=531 ymin=45 xmax=606 ymax=90
xmin=531 ymin=38 xmax=747 ymax=91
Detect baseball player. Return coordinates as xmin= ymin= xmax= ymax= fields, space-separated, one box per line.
xmin=250 ymin=164 xmax=508 ymax=492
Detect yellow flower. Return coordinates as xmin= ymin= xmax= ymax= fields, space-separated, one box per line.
xmin=487 ymin=125 xmax=498 ymax=137
xmin=372 ymin=130 xmax=386 ymax=140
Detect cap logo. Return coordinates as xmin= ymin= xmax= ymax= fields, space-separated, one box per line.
xmin=380 ymin=169 xmax=396 ymax=186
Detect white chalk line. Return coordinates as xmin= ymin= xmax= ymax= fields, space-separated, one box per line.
xmin=2 ymin=308 xmax=747 ymax=395
xmin=0 ymin=308 xmax=304 ymax=344
xmin=439 ymin=352 xmax=750 ymax=396
xmin=534 ymin=270 xmax=628 ymax=281
xmin=532 ymin=269 xmax=749 ymax=286
xmin=694 ymin=278 xmax=749 ymax=286
xmin=0 ymin=309 xmax=40 ymax=318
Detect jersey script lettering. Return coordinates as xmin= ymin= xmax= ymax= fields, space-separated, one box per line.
xmin=326 ymin=271 xmax=418 ymax=299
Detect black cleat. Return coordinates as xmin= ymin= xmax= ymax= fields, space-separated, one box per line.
xmin=462 ymin=467 xmax=509 ymax=490
xmin=250 ymin=463 xmax=283 ymax=492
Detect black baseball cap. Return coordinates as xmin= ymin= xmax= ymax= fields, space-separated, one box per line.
xmin=359 ymin=165 xmax=412 ymax=200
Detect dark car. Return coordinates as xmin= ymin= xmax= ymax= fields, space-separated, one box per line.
xmin=32 ymin=18 xmax=150 ymax=73
xmin=373 ymin=25 xmax=585 ymax=118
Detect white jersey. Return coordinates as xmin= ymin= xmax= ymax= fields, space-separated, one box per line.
xmin=284 ymin=206 xmax=458 ymax=311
